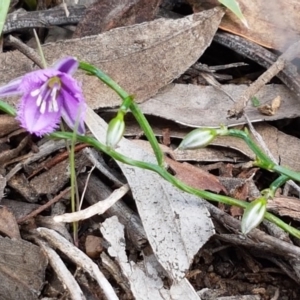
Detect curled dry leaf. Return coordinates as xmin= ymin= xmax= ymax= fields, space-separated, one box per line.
xmin=257 ymin=95 xmax=281 ymax=116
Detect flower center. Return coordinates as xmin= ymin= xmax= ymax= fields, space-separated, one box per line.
xmin=31 ymin=76 xmax=62 ymax=114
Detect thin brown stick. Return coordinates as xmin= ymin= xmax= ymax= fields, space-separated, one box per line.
xmin=17 ymin=187 xmax=71 ymax=223
xmin=227 ymin=38 xmax=300 ymax=118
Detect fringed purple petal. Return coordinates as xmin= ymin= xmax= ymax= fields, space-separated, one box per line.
xmin=0 ymin=77 xmax=23 ymax=97
xmin=17 ymin=92 xmax=62 ymax=136
xmin=20 ymin=69 xmax=60 ymax=93
xmin=59 ymin=74 xmax=86 ymax=134
xmin=53 ymin=57 xmax=78 ymax=75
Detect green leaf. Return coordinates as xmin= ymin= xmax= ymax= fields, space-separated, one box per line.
xmin=0 ymin=100 xmax=17 ymax=116
xmin=218 ymin=0 xmax=249 ymax=28
xmin=0 ymin=0 xmax=10 ymax=36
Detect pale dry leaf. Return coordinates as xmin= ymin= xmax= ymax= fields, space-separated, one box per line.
xmin=101 ymin=216 xmax=169 ymax=300
xmin=139 ymin=83 xmax=300 ymax=127
xmin=86 ymin=107 xmax=215 ymax=281
xmin=101 ymin=216 xmax=200 ymax=299
xmin=220 ymin=0 xmax=300 ymax=50
xmin=0 ymin=8 xmax=224 ymax=109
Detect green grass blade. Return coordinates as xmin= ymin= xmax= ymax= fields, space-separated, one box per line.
xmin=218 ymin=0 xmax=249 ymax=28
xmin=0 ymin=0 xmax=10 ymax=36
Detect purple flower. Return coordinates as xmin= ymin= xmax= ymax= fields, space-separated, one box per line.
xmin=0 ymin=57 xmax=86 ymax=136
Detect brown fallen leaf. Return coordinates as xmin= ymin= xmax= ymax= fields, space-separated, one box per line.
xmin=165 ymin=156 xmax=227 ymax=194
xmin=74 ymin=0 xmax=162 ymax=38
xmin=0 ymin=8 xmax=224 ymax=110
xmin=189 ymin=0 xmax=300 ymax=50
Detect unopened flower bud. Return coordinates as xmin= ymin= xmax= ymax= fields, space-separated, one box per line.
xmin=178 ymin=128 xmax=218 ymax=150
xmin=106 ymin=112 xmax=125 ymax=148
xmin=241 ymin=197 xmax=267 ymax=234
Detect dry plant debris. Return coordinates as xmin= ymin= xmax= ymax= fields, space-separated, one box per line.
xmin=1 ymin=1 xmax=300 ymax=299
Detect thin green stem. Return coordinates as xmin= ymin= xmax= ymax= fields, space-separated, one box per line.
xmin=268 ymin=174 xmax=290 ymax=197
xmin=79 ymin=62 xmax=129 ymax=100
xmin=228 ymin=129 xmax=274 ymax=167
xmin=272 ymin=165 xmax=300 ymax=183
xmin=50 ymin=131 xmax=300 ymax=239
xmin=79 ymin=61 xmax=164 ymax=166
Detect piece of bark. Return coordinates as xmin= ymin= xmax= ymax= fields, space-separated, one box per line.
xmin=0 ymin=237 xmax=47 ymax=300
xmin=74 ymin=0 xmax=162 ymax=38
xmin=0 ymin=8 xmax=224 ymax=110
xmin=0 ymin=206 xmax=21 ymax=239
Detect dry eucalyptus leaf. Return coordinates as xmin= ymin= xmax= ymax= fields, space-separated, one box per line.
xmin=0 ymin=237 xmax=47 ymax=300
xmin=165 ymin=156 xmax=227 ymax=193
xmin=140 ymin=84 xmax=300 ymax=127
xmin=101 ymin=216 xmax=200 ymax=299
xmin=86 ymin=107 xmax=215 ymax=281
xmin=0 ymin=8 xmax=224 ymax=109
xmin=74 ymin=0 xmax=162 ymax=38
xmin=190 ymin=0 xmax=300 ymax=51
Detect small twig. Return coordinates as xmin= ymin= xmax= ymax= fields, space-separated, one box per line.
xmin=54 ymin=184 xmax=129 ymax=222
xmin=17 ymin=187 xmax=71 ymax=223
xmin=35 ymin=238 xmax=85 ymax=300
xmin=79 ymin=165 xmax=96 ymax=210
xmin=218 ymin=34 xmax=300 ymax=118
xmin=228 ymin=59 xmax=285 ymax=118
xmin=214 ymin=32 xmax=300 ymax=98
xmin=7 ymin=35 xmax=44 ymax=68
xmin=4 ymin=5 xmax=85 ymax=34
xmin=37 ymin=227 xmax=119 ymax=300
xmin=206 ymin=201 xmax=300 ymax=258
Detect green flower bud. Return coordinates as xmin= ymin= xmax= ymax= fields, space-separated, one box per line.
xmin=241 ymin=197 xmax=267 ymax=234
xmin=178 ymin=128 xmax=217 ymax=150
xmin=179 ymin=127 xmax=229 ymax=150
xmin=106 ymin=112 xmax=125 ymax=148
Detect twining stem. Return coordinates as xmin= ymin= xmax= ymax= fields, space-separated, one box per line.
xmin=228 ymin=129 xmax=300 ymax=183
xmin=50 ymin=131 xmax=300 ymax=239
xmin=79 ymin=62 xmax=164 ymax=167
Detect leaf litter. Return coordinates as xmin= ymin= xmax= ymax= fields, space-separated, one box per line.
xmin=1 ymin=1 xmax=300 ymax=299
